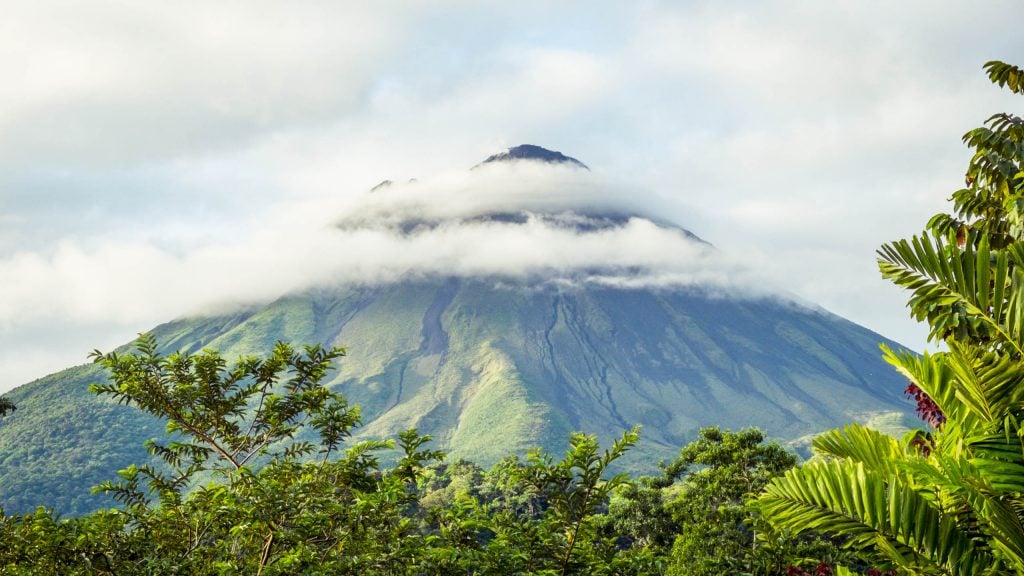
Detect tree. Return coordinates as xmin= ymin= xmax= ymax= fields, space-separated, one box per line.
xmin=756 ymin=61 xmax=1024 ymax=575
xmin=82 ymin=334 xmax=444 ymax=575
xmin=0 ymin=396 xmax=14 ymax=419
xmin=517 ymin=427 xmax=640 ymax=575
xmin=90 ymin=334 xmax=359 ymax=481
xmin=468 ymin=428 xmax=642 ymax=575
xmin=665 ymin=427 xmax=794 ymax=575
xmin=658 ymin=427 xmax=847 ymax=576
xmin=409 ymin=428 xmax=649 ymax=575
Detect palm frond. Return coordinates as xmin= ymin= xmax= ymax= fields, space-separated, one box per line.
xmin=812 ymin=423 xmax=906 ymax=475
xmin=878 ymin=233 xmax=1022 ymax=353
xmin=758 ymin=460 xmax=994 ymax=575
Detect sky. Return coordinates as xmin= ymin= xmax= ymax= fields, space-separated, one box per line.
xmin=1 ymin=1 xmax=1022 ymax=393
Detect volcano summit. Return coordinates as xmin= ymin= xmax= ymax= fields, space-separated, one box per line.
xmin=477 ymin=144 xmax=590 ymax=169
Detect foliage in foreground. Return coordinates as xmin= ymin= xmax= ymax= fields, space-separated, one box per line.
xmin=757 ymin=61 xmax=1024 ymax=575
xmin=0 ymin=335 xmax=883 ymax=575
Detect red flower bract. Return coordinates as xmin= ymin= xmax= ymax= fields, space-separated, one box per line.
xmin=905 ymin=382 xmax=946 ymax=427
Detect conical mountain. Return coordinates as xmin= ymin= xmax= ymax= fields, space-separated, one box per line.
xmin=0 ymin=146 xmax=914 ymax=515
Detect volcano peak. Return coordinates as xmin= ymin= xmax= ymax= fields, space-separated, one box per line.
xmin=478 ymin=144 xmax=589 ymax=170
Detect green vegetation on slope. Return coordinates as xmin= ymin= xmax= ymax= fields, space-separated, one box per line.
xmin=0 ymin=276 xmax=915 ymax=516
xmin=0 ymin=365 xmax=161 ymax=514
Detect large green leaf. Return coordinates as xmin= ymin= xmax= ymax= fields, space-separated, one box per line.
xmin=758 ymin=459 xmax=995 ymax=575
xmin=812 ymin=423 xmax=906 ymax=476
xmin=878 ymin=233 xmax=1024 ymax=353
xmin=882 ymin=346 xmax=978 ymax=447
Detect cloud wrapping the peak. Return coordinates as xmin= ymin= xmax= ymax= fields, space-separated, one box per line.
xmin=337 ymin=160 xmax=648 ymax=227
xmin=0 ymin=162 xmax=772 ymax=329
xmin=325 ymin=214 xmax=758 ymax=290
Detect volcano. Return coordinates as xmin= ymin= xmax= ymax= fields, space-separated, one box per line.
xmin=0 ymin=146 xmax=914 ymax=515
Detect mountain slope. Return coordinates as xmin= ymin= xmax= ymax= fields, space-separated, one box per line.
xmin=0 ymin=278 xmax=912 ymax=515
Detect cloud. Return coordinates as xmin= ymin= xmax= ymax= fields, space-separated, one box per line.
xmin=337 ymin=162 xmax=643 ymax=224
xmin=0 ymin=1 xmax=419 ymax=168
xmin=3 ymin=1 xmax=1024 ymax=392
xmin=0 ymin=162 xmax=776 ymax=332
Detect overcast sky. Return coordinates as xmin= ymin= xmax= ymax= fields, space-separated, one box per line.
xmin=1 ymin=1 xmax=1022 ymax=393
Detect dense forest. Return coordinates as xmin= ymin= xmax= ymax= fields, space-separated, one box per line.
xmin=0 ymin=61 xmax=1020 ymax=575
xmin=0 ymin=337 xmax=879 ymax=575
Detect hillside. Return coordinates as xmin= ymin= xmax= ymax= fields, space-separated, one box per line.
xmin=0 ymin=277 xmax=913 ymax=515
